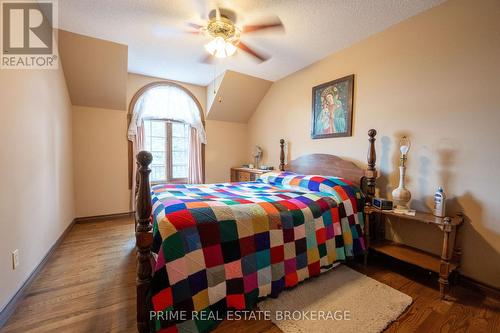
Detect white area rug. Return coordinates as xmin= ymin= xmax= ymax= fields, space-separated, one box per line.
xmin=258 ymin=265 xmax=412 ymax=333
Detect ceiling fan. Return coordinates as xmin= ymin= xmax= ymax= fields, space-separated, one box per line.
xmin=185 ymin=7 xmax=284 ymax=63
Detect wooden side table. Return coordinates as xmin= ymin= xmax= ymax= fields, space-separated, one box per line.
xmin=364 ymin=205 xmax=464 ymax=299
xmin=230 ymin=167 xmax=267 ymax=182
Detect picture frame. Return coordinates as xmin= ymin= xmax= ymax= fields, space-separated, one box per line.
xmin=311 ymin=74 xmax=354 ymax=139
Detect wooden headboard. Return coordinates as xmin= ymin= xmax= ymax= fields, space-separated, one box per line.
xmin=278 ymin=129 xmax=378 ymax=195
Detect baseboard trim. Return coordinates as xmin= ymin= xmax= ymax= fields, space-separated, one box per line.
xmin=460 ymin=274 xmax=500 ymax=299
xmin=0 ymin=218 xmax=76 ymax=328
xmin=74 ymin=211 xmax=134 ymax=224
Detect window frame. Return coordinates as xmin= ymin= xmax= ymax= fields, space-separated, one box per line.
xmin=143 ymin=118 xmax=190 ymax=185
xmin=128 ymin=81 xmax=205 ymax=189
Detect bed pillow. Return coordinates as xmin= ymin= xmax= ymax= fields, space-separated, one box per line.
xmin=259 ymin=171 xmax=364 ymax=201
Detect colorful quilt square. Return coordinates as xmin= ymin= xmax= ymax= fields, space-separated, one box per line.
xmin=243 ymin=272 xmax=258 ymax=293
xmin=207 ymin=265 xmax=225 ymax=287
xmin=181 ymin=227 xmax=202 ymax=252
xmin=221 ymin=240 xmax=241 ymax=263
xmin=270 ymin=245 xmax=284 ymax=263
xmin=191 ymin=207 xmax=218 ymax=223
xmin=226 ymin=278 xmax=244 ymax=294
xmin=202 ymin=244 xmax=224 ymax=268
xmin=198 ymin=223 xmax=221 ymax=247
xmin=165 ymin=257 xmax=188 ymax=285
xmin=241 ymin=254 xmax=257 ymax=275
xmin=269 ymin=229 xmax=284 ymax=247
xmin=188 ymin=269 xmax=208 ymax=295
xmin=192 ymin=289 xmax=209 ymax=311
xmin=239 ymin=235 xmax=255 ymax=257
xmin=219 ymin=220 xmax=238 ymax=242
xmin=162 ymin=233 xmax=185 ymax=262
xmin=224 ymin=260 xmax=243 ymax=279
xmin=171 ymin=279 xmax=191 ymax=303
xmin=254 ymin=232 xmax=270 ymax=251
xmin=185 ymin=249 xmax=205 ymax=274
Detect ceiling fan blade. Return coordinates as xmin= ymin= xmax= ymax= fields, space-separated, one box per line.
xmin=187 ymin=22 xmax=203 ymax=30
xmin=242 ymin=18 xmax=284 ymax=33
xmin=184 ymin=29 xmax=202 ymax=35
xmin=237 ymin=41 xmax=269 ymax=62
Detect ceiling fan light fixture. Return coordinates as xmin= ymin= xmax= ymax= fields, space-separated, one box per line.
xmin=224 ymin=42 xmax=237 ymax=56
xmin=204 ymin=36 xmax=222 ymax=55
xmin=204 ymin=36 xmax=237 ymax=58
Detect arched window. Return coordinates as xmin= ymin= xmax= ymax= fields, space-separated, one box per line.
xmin=128 ymin=83 xmax=206 ymax=188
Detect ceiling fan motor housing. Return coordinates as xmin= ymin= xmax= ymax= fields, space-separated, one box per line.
xmin=206 ymin=8 xmax=240 ymax=43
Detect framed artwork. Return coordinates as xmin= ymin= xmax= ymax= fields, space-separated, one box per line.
xmin=311 ymin=74 xmax=354 ymax=139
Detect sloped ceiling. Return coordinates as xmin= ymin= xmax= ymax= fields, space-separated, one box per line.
xmin=58 ymin=30 xmax=128 ymax=110
xmin=206 ymin=71 xmax=272 ymax=123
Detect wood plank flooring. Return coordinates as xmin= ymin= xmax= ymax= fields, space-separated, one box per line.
xmin=1 ymin=218 xmax=498 ymax=332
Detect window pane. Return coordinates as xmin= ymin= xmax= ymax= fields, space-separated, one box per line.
xmin=172 ymin=151 xmax=188 ymax=162
xmin=144 ymin=120 xmax=167 ymax=182
xmin=172 ymin=165 xmax=188 ymax=179
xmin=151 ymin=137 xmax=166 ymax=152
xmin=172 ymin=122 xmax=189 ymax=137
xmin=144 ymin=136 xmax=151 ymax=151
xmin=151 ymin=152 xmax=166 ymax=166
xmin=151 ymin=121 xmax=165 ymax=137
xmin=172 ymin=138 xmax=188 ymax=151
xmin=151 ymin=166 xmax=166 ymax=182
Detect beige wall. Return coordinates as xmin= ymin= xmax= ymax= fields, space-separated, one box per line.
xmin=205 ymin=120 xmax=249 ymax=183
xmin=72 ymin=106 xmax=130 ymax=217
xmin=247 ymin=0 xmax=500 ymax=287
xmin=0 ymin=66 xmax=74 ymax=310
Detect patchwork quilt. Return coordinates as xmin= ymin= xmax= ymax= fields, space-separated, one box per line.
xmin=149 ymin=172 xmax=366 ymax=333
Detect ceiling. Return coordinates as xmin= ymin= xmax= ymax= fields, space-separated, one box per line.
xmin=59 ymin=0 xmax=444 ymax=86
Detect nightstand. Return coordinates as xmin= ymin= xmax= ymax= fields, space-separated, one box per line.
xmin=230 ymin=167 xmax=267 ymax=182
xmin=364 ymin=205 xmax=464 ymax=299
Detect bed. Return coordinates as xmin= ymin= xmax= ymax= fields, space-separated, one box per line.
xmin=135 ymin=129 xmax=378 ymax=333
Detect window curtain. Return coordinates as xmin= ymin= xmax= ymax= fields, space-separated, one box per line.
xmin=127 ymin=85 xmax=206 ymax=207
xmin=127 ymin=85 xmax=206 ymax=144
xmin=189 ymin=127 xmax=203 ymax=184
xmin=129 ymin=114 xmax=145 ymax=209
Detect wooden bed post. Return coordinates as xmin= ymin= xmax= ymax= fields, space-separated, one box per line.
xmin=279 ymin=139 xmax=285 ymax=171
xmin=136 ymin=151 xmax=153 ymax=333
xmin=365 ymin=129 xmax=377 ymax=200
xmin=364 ymin=129 xmax=377 ymax=266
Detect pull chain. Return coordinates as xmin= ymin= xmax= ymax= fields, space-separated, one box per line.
xmin=213 ymin=60 xmax=217 ymax=95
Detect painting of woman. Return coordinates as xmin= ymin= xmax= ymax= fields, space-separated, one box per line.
xmin=311 ymin=75 xmax=354 ymax=139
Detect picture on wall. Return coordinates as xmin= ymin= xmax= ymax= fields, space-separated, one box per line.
xmin=311 ymin=74 xmax=354 ymax=139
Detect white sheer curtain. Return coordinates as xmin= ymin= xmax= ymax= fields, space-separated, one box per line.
xmin=189 ymin=127 xmax=203 ymax=184
xmin=127 ymin=85 xmax=206 ymax=144
xmin=128 ymin=85 xmax=206 ymax=208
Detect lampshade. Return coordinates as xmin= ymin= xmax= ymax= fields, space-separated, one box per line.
xmin=399 ymin=136 xmax=411 ymax=156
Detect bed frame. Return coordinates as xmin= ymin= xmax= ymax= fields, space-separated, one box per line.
xmin=134 ymin=129 xmax=377 ymax=333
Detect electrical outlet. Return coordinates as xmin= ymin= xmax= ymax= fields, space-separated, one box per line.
xmin=12 ymin=249 xmax=19 ymax=270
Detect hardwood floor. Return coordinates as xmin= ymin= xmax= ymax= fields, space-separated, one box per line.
xmin=1 ymin=218 xmax=498 ymax=333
